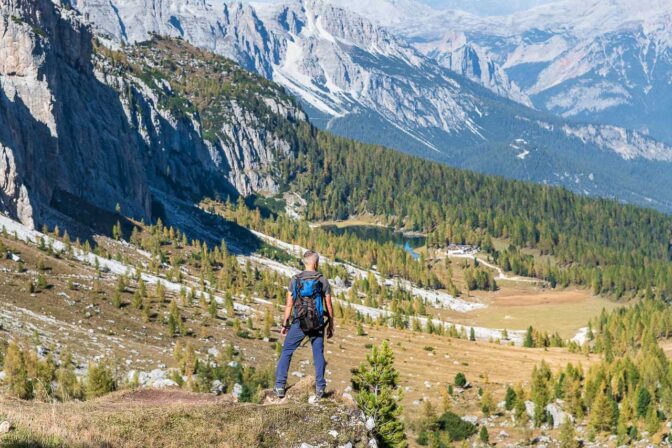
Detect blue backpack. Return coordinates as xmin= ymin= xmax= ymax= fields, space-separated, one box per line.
xmin=292 ymin=273 xmax=328 ymax=332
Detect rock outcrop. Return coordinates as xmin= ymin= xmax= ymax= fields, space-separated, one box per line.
xmin=0 ymin=0 xmax=303 ymax=230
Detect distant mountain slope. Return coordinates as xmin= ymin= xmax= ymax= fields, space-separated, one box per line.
xmin=71 ymin=0 xmax=672 ymax=212
xmin=397 ymin=0 xmax=672 ymax=144
xmin=322 ymin=0 xmax=532 ymax=106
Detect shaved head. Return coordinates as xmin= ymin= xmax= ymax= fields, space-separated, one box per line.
xmin=303 ymin=250 xmax=319 ymax=269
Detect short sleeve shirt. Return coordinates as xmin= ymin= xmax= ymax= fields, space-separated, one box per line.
xmin=289 ymin=271 xmax=331 ymax=296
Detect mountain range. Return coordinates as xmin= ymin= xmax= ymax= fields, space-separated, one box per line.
xmin=67 ymin=0 xmax=672 ymax=213
xmin=391 ymin=0 xmax=672 ymax=144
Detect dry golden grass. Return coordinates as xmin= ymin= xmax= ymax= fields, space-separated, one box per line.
xmin=0 ymin=388 xmax=367 ymax=448
xmin=438 ymin=284 xmax=624 ymax=338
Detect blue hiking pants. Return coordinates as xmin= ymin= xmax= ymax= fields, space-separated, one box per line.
xmin=275 ymin=320 xmax=327 ymax=391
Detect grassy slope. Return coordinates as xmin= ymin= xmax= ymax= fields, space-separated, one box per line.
xmin=0 ymin=387 xmax=367 ymax=447
xmin=0 ymin=221 xmax=604 ymax=445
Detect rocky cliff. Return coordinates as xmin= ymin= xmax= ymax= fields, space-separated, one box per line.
xmin=0 ymin=0 xmax=304 ymax=230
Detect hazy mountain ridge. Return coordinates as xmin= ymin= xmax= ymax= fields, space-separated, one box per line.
xmin=396 ymin=0 xmax=672 ymax=144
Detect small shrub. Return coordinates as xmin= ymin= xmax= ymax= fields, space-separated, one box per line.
xmin=436 ymin=411 xmax=476 ymax=441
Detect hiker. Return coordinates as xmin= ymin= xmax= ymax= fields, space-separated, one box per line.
xmin=274 ymin=250 xmax=334 ymax=399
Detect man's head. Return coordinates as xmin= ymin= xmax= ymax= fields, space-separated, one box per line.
xmin=303 ymin=250 xmax=319 ymax=271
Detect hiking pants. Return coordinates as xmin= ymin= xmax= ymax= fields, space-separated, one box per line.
xmin=275 ymin=320 xmax=327 ymax=391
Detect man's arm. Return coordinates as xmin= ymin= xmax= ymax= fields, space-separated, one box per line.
xmin=325 ymin=293 xmax=334 ymax=339
xmin=281 ymin=290 xmax=293 ymax=336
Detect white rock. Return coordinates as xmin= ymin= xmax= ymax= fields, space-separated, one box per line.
xmin=365 ymin=416 xmax=375 ymax=431
xmin=0 ymin=421 xmax=11 ymax=434
xmin=232 ymin=383 xmax=244 ymax=399
xmin=368 ymin=439 xmax=378 ymax=448
xmin=462 ymin=415 xmax=478 ymax=425
xmin=152 ymin=379 xmax=178 ymax=388
xmin=291 ymin=371 xmax=305 ymax=378
xmin=525 ymin=400 xmax=536 ymax=419
xmin=328 ymin=430 xmax=339 ymax=438
xmin=211 ymin=380 xmax=225 ymax=395
xmin=545 ymin=402 xmax=573 ymax=428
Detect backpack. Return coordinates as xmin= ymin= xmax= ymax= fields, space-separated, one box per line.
xmin=292 ymin=272 xmax=328 ymax=333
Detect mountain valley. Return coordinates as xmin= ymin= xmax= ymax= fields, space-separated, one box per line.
xmin=1 ymin=0 xmax=672 ymax=447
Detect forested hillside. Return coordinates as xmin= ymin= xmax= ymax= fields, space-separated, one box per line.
xmin=279 ymin=128 xmax=672 ymax=297
xmin=103 ymin=37 xmax=672 ymax=299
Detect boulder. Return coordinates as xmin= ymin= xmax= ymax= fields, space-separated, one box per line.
xmin=211 ymin=379 xmax=225 ymax=395
xmin=365 ymin=416 xmax=375 ymax=431
xmin=232 ymin=383 xmax=243 ymax=399
xmin=462 ymin=415 xmax=478 ymax=425
xmin=525 ymin=400 xmax=536 ymax=419
xmin=545 ymin=402 xmax=573 ymax=428
xmin=0 ymin=421 xmax=11 ymax=434
xmin=152 ymin=379 xmax=178 ymax=389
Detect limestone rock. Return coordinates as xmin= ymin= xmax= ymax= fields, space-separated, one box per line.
xmin=0 ymin=420 xmax=11 ymax=434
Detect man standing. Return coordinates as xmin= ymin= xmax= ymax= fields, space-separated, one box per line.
xmin=275 ymin=250 xmax=334 ymax=399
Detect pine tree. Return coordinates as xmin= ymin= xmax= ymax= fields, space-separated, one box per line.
xmin=524 ymin=326 xmax=534 ymax=348
xmin=504 ymin=386 xmax=517 ymax=411
xmin=469 ymin=327 xmax=476 ymax=341
xmin=455 ymin=372 xmax=467 ymax=388
xmin=351 ymin=341 xmax=407 ymax=448
xmin=645 ymin=406 xmax=660 ymax=436
xmin=589 ymin=385 xmax=615 ymax=433
xmin=85 ymin=362 xmax=116 ymax=399
xmin=559 ymin=419 xmax=578 ymax=448
xmin=4 ymin=341 xmax=32 ymax=399
xmin=263 ymin=308 xmax=273 ymax=339
xmin=55 ymin=352 xmax=82 ymax=401
xmin=530 ymin=361 xmax=552 ymax=426
xmin=167 ymin=300 xmax=182 ymax=336
xmin=112 ymin=290 xmax=122 ymax=309
xmin=479 ymin=425 xmax=489 ymax=445
xmin=208 ymin=297 xmax=218 ymax=319
xmin=636 ymin=387 xmax=652 ymax=418
xmin=480 ymin=389 xmax=494 ymax=416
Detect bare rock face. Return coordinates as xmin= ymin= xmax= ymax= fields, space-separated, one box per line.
xmin=0 ymin=0 xmax=150 ymax=226
xmin=0 ymin=0 xmax=304 ymax=230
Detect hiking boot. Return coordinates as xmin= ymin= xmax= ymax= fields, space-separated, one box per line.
xmin=315 ymin=389 xmax=325 ymax=400
xmin=274 ymin=387 xmax=285 ymax=399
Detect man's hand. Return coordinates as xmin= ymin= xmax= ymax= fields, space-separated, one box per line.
xmin=281 ymin=326 xmax=289 ymax=337
xmin=326 ymin=323 xmax=334 ymax=339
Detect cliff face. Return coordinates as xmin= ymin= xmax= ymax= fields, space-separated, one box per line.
xmin=0 ymin=0 xmax=303 ymax=229
xmin=0 ymin=0 xmax=149 ymax=226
